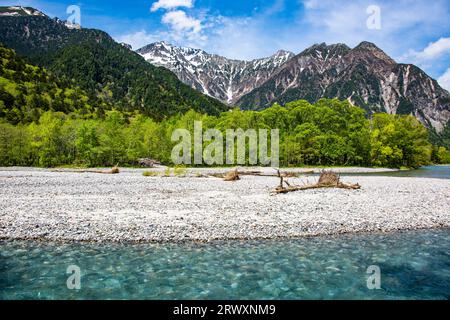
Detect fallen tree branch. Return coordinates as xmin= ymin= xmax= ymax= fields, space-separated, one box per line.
xmin=272 ymin=170 xmax=360 ymax=194
xmin=210 ymin=169 xmax=307 ymax=179
xmin=223 ymin=169 xmax=240 ymax=181
xmin=51 ymin=166 xmax=120 ymax=174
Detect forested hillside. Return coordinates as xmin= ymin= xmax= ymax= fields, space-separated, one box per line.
xmin=0 ymin=14 xmax=227 ymax=119
xmin=0 ymin=45 xmax=107 ymax=123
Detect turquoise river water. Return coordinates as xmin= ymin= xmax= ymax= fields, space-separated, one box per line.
xmin=1 ymin=229 xmax=449 ymax=300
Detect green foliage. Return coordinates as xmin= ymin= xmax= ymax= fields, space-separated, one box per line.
xmin=174 ymin=165 xmax=187 ymax=176
xmin=142 ymin=170 xmax=160 ymax=177
xmin=0 ymin=120 xmax=32 ymax=165
xmin=0 ymin=45 xmax=100 ymax=123
xmin=0 ymin=98 xmax=440 ymax=168
xmin=428 ymin=120 xmax=450 ymax=149
xmin=396 ymin=98 xmax=414 ymax=115
xmin=163 ymin=167 xmax=172 ymax=177
xmin=432 ymin=146 xmax=450 ymax=164
xmin=370 ymin=114 xmax=432 ymax=168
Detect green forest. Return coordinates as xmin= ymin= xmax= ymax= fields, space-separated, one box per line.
xmin=1 ymin=100 xmax=449 ymax=168
xmin=1 ymin=43 xmax=449 ymax=168
xmin=0 ymin=45 xmax=107 ymax=123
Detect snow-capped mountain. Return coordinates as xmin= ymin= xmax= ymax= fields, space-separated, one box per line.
xmin=0 ymin=6 xmax=81 ymax=29
xmin=237 ymin=42 xmax=450 ymax=133
xmin=137 ymin=41 xmax=294 ymax=104
xmin=137 ymin=41 xmax=449 ymax=133
xmin=0 ymin=6 xmax=46 ymax=17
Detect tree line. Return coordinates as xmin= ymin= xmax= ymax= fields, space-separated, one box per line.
xmin=1 ymin=98 xmax=448 ymax=168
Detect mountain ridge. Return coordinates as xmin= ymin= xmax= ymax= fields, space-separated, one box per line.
xmin=138 ymin=40 xmax=449 ymax=132
xmin=238 ymin=41 xmax=449 ymax=132
xmin=137 ymin=41 xmax=295 ymax=104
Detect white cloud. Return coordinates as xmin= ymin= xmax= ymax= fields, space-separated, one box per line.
xmin=438 ymin=68 xmax=450 ymax=91
xmin=303 ymin=0 xmax=320 ymax=9
xmin=115 ymin=30 xmax=161 ymax=50
xmin=148 ymin=0 xmax=205 ymax=44
xmin=116 ymin=0 xmax=450 ymax=78
xmin=162 ymin=10 xmax=202 ymax=34
xmin=300 ymin=0 xmax=450 ymax=55
xmin=150 ymin=0 xmax=193 ymax=12
xmin=412 ymin=38 xmax=450 ymax=60
xmin=399 ymin=37 xmax=450 ymax=75
xmin=204 ymin=15 xmax=279 ymax=60
xmin=115 ymin=11 xmax=206 ymax=50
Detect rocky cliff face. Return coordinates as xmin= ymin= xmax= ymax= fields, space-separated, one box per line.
xmin=138 ymin=41 xmax=449 ymax=132
xmin=137 ymin=42 xmax=294 ymax=104
xmin=237 ymin=42 xmax=450 ymax=133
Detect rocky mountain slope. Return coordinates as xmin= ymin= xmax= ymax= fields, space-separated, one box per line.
xmin=137 ymin=42 xmax=294 ymax=104
xmin=139 ymin=41 xmax=450 ymax=133
xmin=237 ymin=42 xmax=450 ymax=133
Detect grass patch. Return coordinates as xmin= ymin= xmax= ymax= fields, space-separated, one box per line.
xmin=174 ymin=166 xmax=187 ymax=177
xmin=163 ymin=167 xmax=172 ymax=177
xmin=142 ymin=170 xmax=160 ymax=177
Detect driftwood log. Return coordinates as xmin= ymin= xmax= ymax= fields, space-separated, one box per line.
xmin=272 ymin=170 xmax=361 ymax=194
xmin=51 ymin=166 xmax=120 ymax=174
xmin=223 ymin=169 xmax=240 ymax=181
xmin=212 ymin=169 xmax=307 ymax=180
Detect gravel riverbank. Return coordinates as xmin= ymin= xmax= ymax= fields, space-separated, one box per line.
xmin=0 ymin=168 xmax=448 ymax=242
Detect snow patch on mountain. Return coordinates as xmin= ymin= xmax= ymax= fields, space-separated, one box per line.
xmin=0 ymin=6 xmax=45 ymax=17
xmin=137 ymin=41 xmax=294 ymax=104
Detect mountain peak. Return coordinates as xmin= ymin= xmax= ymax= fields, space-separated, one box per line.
xmin=236 ymin=41 xmax=448 ymax=133
xmin=137 ymin=42 xmax=295 ymax=104
xmin=300 ymin=42 xmax=351 ymax=59
xmin=273 ymin=49 xmax=295 ymax=57
xmin=138 ymin=41 xmax=206 ymax=56
xmin=139 ymin=41 xmax=173 ymax=51
xmin=311 ymin=42 xmax=327 ymax=48
xmin=329 ymin=43 xmax=351 ymax=51
xmin=134 ymin=40 xmax=448 ymax=132
xmin=307 ymin=42 xmax=329 ymax=52
xmin=352 ymin=41 xmax=396 ymax=64
xmin=153 ymin=41 xmax=174 ymax=48
xmin=0 ymin=6 xmax=46 ymax=17
xmin=265 ymin=50 xmax=295 ymax=64
xmin=354 ymin=41 xmax=379 ymax=50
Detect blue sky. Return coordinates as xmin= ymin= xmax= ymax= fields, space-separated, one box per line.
xmin=1 ymin=0 xmax=450 ymax=90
